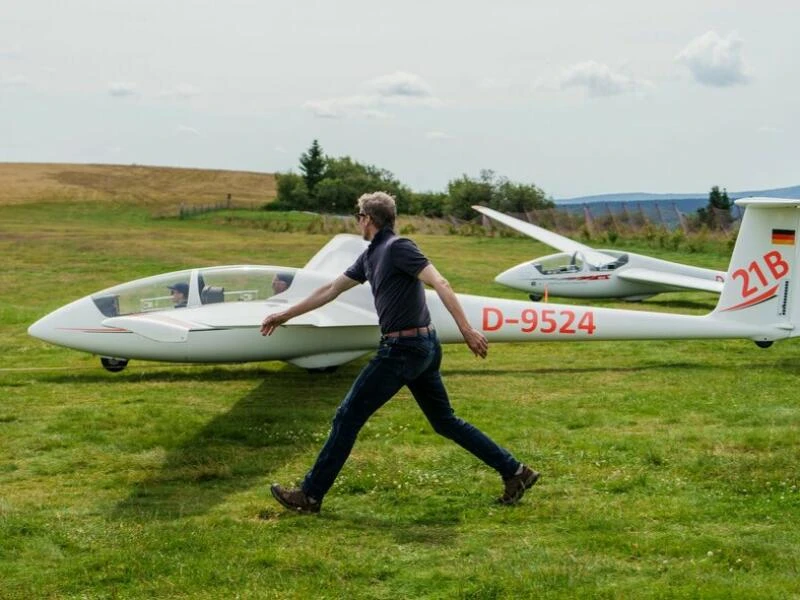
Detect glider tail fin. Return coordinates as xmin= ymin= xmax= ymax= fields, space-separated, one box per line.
xmin=303 ymin=234 xmax=368 ymax=273
xmin=711 ymin=198 xmax=800 ymax=339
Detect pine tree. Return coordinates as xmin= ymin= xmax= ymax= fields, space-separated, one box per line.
xmin=699 ymin=185 xmax=733 ymax=229
xmin=719 ymin=188 xmax=731 ymax=210
xmin=707 ymin=186 xmax=732 ymax=210
xmin=299 ymin=139 xmax=326 ymax=195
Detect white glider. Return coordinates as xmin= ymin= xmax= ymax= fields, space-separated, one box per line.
xmin=28 ymin=199 xmax=800 ymax=372
xmin=473 ymin=205 xmax=726 ymax=301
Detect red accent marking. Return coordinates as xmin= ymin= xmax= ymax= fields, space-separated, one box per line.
xmin=505 ymin=319 xmax=519 ymax=324
xmin=719 ymin=284 xmax=779 ymax=312
xmin=57 ymin=327 xmax=131 ymax=333
xmin=564 ymin=274 xmax=611 ymax=281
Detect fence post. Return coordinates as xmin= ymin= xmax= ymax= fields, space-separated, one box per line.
xmin=605 ymin=203 xmax=620 ymax=235
xmin=653 ymin=202 xmax=665 ymax=228
xmin=583 ymin=204 xmax=594 ymax=237
xmin=637 ymin=202 xmax=648 ymax=228
xmin=620 ymin=202 xmax=632 ymax=230
xmin=674 ymin=203 xmax=689 ymax=234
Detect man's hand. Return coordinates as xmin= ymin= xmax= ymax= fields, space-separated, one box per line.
xmin=462 ymin=326 xmax=488 ymax=359
xmin=260 ymin=312 xmax=289 ymax=336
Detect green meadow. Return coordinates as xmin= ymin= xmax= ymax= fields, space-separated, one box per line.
xmin=1 ymin=199 xmax=799 ymax=599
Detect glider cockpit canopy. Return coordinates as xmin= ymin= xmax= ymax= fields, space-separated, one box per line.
xmin=532 ymin=251 xmax=586 ymax=275
xmin=531 ymin=251 xmax=630 ymax=276
xmin=91 ymin=266 xmax=298 ymax=317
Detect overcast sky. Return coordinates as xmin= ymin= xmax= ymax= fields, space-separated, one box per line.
xmin=2 ymin=1 xmax=798 ymax=199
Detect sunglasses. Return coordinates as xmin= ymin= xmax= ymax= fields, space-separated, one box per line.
xmin=354 ymin=212 xmax=367 ymax=220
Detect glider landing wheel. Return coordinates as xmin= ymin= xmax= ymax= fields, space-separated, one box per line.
xmin=754 ymin=340 xmax=774 ymax=349
xmin=528 ymin=293 xmax=543 ymax=302
xmin=306 ymin=366 xmax=339 ymax=374
xmin=101 ymin=356 xmax=129 ymax=372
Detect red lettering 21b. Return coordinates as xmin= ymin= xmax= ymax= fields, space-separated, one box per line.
xmin=731 ymin=250 xmax=789 ymax=298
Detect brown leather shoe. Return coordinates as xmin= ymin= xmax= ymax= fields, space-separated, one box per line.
xmin=270 ymin=484 xmax=321 ymax=514
xmin=498 ymin=465 xmax=540 ymax=505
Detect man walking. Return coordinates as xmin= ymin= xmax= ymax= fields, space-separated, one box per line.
xmin=261 ymin=192 xmax=538 ymax=513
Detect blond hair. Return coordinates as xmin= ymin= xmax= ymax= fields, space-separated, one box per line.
xmin=357 ymin=191 xmax=396 ymax=229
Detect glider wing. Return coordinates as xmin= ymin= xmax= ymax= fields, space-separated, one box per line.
xmin=472 ymin=205 xmax=617 ymax=267
xmin=617 ymin=268 xmax=724 ymax=293
xmin=101 ymin=314 xmax=212 ymax=342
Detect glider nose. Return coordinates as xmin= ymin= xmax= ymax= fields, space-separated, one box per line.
xmin=494 ymin=262 xmax=533 ymax=292
xmin=27 ymin=316 xmax=51 ymax=342
xmin=28 ymin=297 xmax=106 ymax=347
xmin=28 ymin=309 xmax=68 ymax=345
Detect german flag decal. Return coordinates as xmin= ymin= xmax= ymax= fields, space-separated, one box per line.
xmin=772 ymin=229 xmax=796 ymax=245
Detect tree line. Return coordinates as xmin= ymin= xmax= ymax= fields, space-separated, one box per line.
xmin=269 ymin=140 xmax=554 ymax=219
xmin=270 ymin=140 xmax=735 ymax=230
xmin=693 ymin=185 xmax=734 ymax=230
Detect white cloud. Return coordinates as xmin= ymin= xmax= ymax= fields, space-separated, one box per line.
xmin=160 ymin=83 xmax=201 ymax=99
xmin=305 ymin=71 xmax=441 ymax=118
xmin=425 ymin=131 xmax=454 ymax=140
xmin=559 ymin=61 xmax=651 ymax=97
xmin=675 ymin=31 xmax=750 ymax=87
xmin=108 ymin=82 xmax=138 ymax=98
xmin=303 ymin=101 xmax=341 ymax=119
xmin=363 ymin=109 xmax=392 ymax=120
xmin=303 ymin=96 xmax=357 ymax=119
xmin=0 ymin=47 xmax=22 ymax=60
xmin=367 ymin=71 xmax=433 ymax=99
xmin=176 ymin=125 xmax=200 ymax=136
xmin=477 ymin=76 xmax=511 ymax=90
xmin=303 ymin=96 xmax=373 ymax=119
xmin=0 ymin=75 xmax=30 ymax=87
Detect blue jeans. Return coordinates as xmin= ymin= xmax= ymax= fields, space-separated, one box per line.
xmin=301 ymin=330 xmax=520 ymax=500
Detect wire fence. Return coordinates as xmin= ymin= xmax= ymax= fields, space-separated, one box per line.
xmin=499 ymin=202 xmax=743 ymax=237
xmin=177 ymin=194 xmax=263 ymax=219
xmin=174 ymin=195 xmax=741 ymax=239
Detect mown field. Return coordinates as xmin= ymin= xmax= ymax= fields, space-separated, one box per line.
xmin=0 ymin=163 xmax=276 ymax=208
xmin=1 ymin=167 xmax=799 ymax=599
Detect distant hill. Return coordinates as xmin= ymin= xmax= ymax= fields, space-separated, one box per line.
xmin=0 ymin=163 xmax=276 ymax=206
xmin=552 ymin=184 xmax=800 ymax=229
xmin=556 ymin=184 xmax=800 ymax=205
xmin=554 ymin=197 xmax=730 ymax=229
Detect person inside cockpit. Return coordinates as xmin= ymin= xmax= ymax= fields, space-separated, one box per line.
xmin=168 ymin=282 xmax=189 ymax=308
xmin=271 ymin=272 xmax=294 ymax=295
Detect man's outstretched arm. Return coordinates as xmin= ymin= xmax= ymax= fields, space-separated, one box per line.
xmin=260 ymin=274 xmax=359 ymax=336
xmin=418 ymin=263 xmax=488 ymax=358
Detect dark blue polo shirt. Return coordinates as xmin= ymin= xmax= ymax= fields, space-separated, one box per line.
xmin=345 ymin=228 xmax=431 ymax=334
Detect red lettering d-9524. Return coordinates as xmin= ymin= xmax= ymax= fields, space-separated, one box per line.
xmin=482 ymin=306 xmax=595 ymax=335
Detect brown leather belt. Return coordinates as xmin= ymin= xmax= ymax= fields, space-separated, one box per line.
xmin=383 ymin=325 xmax=434 ymax=338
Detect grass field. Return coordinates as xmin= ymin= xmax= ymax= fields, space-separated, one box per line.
xmin=1 ymin=168 xmax=799 ymax=599
xmin=0 ymin=163 xmax=276 ymax=208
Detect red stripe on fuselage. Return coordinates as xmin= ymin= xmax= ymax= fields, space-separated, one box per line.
xmin=57 ymin=327 xmax=131 ymax=333
xmin=563 ymin=274 xmax=611 ymax=281
xmin=719 ymin=285 xmax=779 ymax=312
